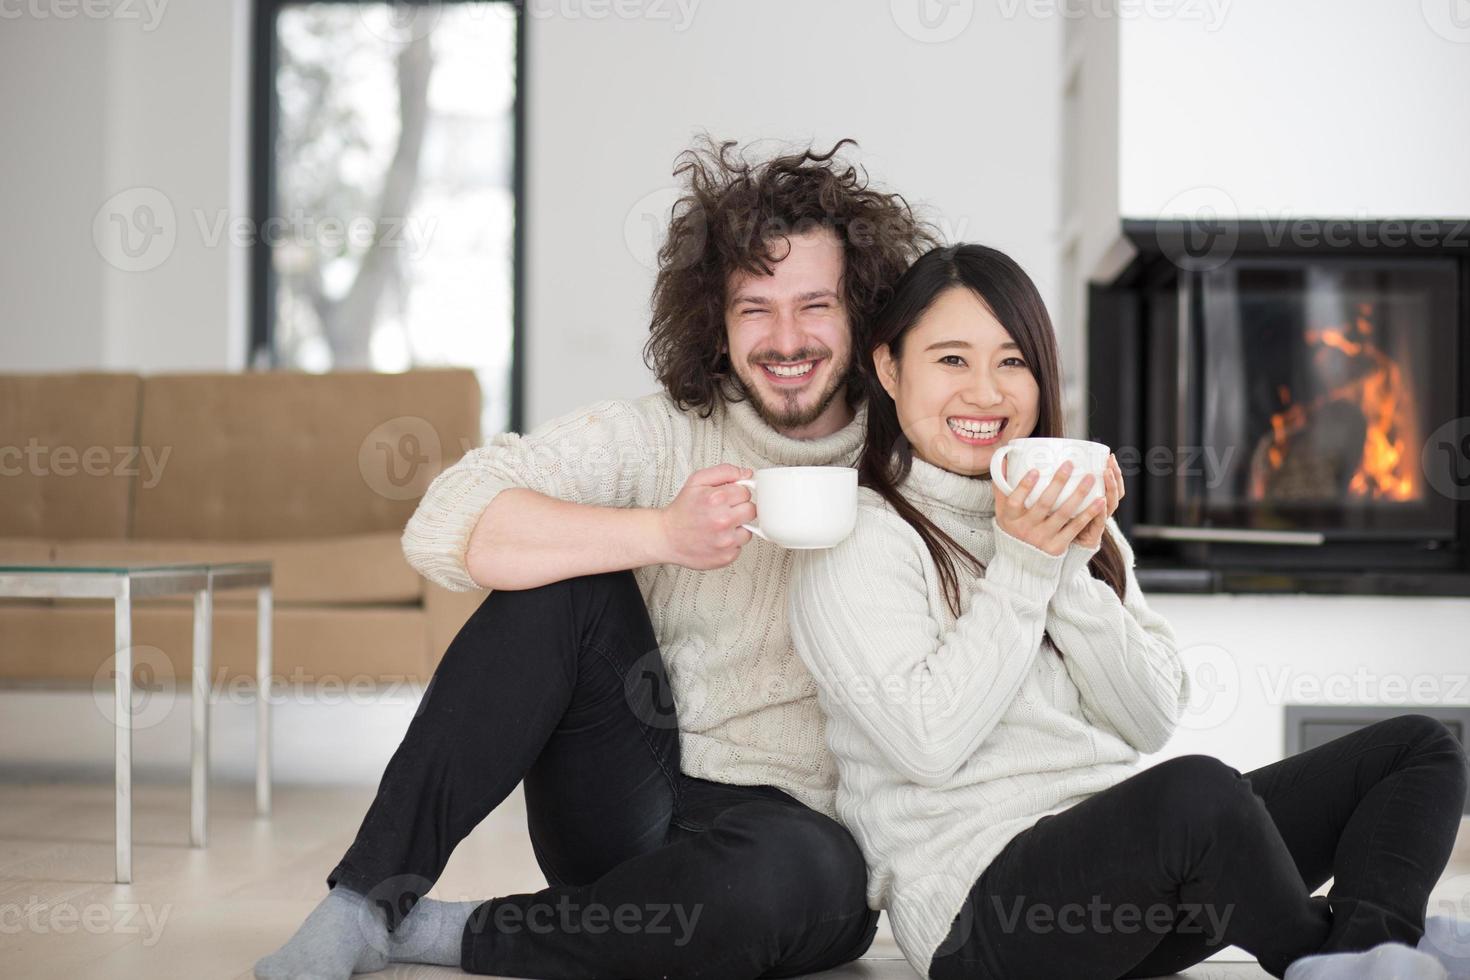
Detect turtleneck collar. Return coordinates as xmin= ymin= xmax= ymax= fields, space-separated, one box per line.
xmin=719 ymin=377 xmax=869 ymax=467
xmin=898 ymin=452 xmax=997 ymax=518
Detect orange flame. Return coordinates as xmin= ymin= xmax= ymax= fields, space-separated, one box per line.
xmin=1254 ymin=302 xmax=1420 ymax=502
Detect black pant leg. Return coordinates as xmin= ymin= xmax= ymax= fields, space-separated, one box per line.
xmin=930 ymin=755 xmax=1333 ymax=980
xmin=463 ymin=781 xmax=879 ymax=980
xmin=1125 ymin=714 xmax=1469 ymax=977
xmin=326 ymin=570 xmax=682 ymax=929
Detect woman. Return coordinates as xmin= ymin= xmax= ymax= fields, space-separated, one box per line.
xmin=787 ymin=243 xmax=1469 ymax=980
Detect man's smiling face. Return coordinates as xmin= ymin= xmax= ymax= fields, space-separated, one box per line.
xmin=724 ymin=227 xmax=854 ymax=440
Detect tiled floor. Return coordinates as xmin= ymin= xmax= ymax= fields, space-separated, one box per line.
xmin=0 ymin=779 xmax=1464 ymax=979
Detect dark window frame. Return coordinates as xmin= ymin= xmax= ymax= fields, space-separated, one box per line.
xmin=249 ymin=0 xmax=526 ymax=432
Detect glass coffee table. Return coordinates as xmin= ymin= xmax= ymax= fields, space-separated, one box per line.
xmin=0 ymin=561 xmax=273 ymax=883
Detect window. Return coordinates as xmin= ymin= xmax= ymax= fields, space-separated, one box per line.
xmin=251 ymin=0 xmax=523 ymax=434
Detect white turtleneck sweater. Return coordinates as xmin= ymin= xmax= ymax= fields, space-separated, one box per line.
xmin=400 ymin=383 xmax=869 ymax=817
xmin=788 ymin=456 xmax=1191 ymax=979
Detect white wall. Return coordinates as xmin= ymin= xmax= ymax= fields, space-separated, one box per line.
xmin=0 ymin=0 xmax=249 ymax=374
xmin=1116 ymin=0 xmax=1470 ymax=220
xmin=522 ymin=0 xmax=1063 ymax=424
xmin=0 ymin=13 xmax=111 ymax=370
xmin=1146 ymin=594 xmax=1470 ymax=772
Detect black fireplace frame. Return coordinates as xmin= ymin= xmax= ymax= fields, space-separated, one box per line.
xmin=1086 ymin=219 xmax=1470 ymax=596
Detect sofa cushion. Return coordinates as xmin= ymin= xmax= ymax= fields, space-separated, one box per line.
xmin=0 ymin=603 xmax=431 ymax=685
xmin=49 ymin=532 xmax=421 ymax=604
xmin=0 ymin=539 xmax=56 ymax=566
xmin=132 ymin=369 xmax=481 ymax=541
xmin=0 ymin=374 xmax=142 ymax=540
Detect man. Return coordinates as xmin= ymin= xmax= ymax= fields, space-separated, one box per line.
xmin=256 ymin=137 xmax=936 ymax=980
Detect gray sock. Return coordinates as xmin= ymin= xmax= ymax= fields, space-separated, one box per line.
xmin=1284 ymin=941 xmax=1447 ymax=980
xmin=255 ymin=885 xmax=390 ymax=979
xmin=1419 ymin=915 xmax=1470 ymax=979
xmin=387 ymin=897 xmax=481 ymax=967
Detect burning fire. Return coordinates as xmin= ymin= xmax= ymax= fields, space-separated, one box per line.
xmin=1251 ymin=302 xmax=1420 ymax=502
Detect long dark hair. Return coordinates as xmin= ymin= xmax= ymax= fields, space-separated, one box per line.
xmin=856 ymin=243 xmax=1129 ymax=622
xmin=642 ymin=136 xmax=938 ymax=417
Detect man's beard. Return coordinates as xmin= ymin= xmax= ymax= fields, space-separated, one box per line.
xmin=730 ymin=348 xmax=853 ymax=433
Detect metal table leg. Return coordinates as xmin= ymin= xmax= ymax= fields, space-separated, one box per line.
xmin=190 ymin=584 xmax=212 ymax=847
xmin=256 ymin=584 xmax=273 ymax=817
xmin=114 ymin=580 xmax=132 ymax=884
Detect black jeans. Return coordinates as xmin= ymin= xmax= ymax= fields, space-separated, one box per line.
xmin=327 ymin=570 xmax=879 ymax=979
xmin=929 ymin=715 xmax=1469 ymax=980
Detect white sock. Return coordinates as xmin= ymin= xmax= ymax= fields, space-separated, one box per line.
xmin=1284 ymin=941 xmax=1447 ymax=980
xmin=1419 ymin=916 xmax=1470 ymax=980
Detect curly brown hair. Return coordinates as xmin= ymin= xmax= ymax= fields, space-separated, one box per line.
xmin=642 ymin=137 xmax=940 ymax=417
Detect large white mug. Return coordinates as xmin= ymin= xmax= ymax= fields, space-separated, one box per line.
xmin=989 ymin=437 xmax=1109 ymax=519
xmin=735 ymin=466 xmax=858 ymax=549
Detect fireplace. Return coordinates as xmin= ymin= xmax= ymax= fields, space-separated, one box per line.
xmin=1087 ymin=220 xmax=1470 ymax=595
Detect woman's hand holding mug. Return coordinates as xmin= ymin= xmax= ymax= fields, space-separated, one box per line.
xmin=1072 ymin=453 xmax=1124 ymax=550
xmin=992 ymin=461 xmax=1105 ymax=557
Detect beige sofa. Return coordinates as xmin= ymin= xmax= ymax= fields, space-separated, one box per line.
xmin=0 ymin=369 xmax=488 ymax=689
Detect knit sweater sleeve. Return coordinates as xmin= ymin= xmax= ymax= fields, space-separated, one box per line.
xmin=788 ymin=504 xmax=1067 ymax=788
xmin=1046 ymin=518 xmax=1190 ymax=754
xmin=401 ymin=397 xmax=672 ymax=591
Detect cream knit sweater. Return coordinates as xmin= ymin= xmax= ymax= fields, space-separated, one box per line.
xmin=401 ymin=381 xmax=869 ymax=817
xmin=788 ymin=455 xmax=1191 ymax=978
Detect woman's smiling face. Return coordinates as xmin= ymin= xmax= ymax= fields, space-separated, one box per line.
xmin=872 ymin=285 xmax=1040 ymax=478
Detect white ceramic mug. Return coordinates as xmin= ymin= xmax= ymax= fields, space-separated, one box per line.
xmin=989 ymin=437 xmax=1110 ymax=519
xmin=735 ymin=466 xmax=858 ymax=549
